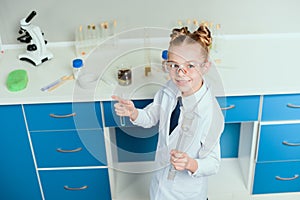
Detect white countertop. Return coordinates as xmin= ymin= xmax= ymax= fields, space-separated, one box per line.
xmin=1 ymin=34 xmax=300 ymax=105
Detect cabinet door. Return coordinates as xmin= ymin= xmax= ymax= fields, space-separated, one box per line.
xmin=0 ymin=105 xmax=42 ymax=200
xmin=114 ymin=126 xmax=158 ymax=162
xmin=220 ymin=123 xmax=240 ymax=158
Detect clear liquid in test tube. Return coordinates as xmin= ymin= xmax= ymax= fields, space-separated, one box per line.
xmin=120 ymin=113 xmax=126 ymax=126
xmin=120 ymin=94 xmax=126 ymax=126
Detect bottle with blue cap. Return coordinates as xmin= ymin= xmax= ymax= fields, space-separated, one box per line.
xmin=72 ymin=58 xmax=83 ymax=79
xmin=161 ymin=50 xmax=168 ymax=72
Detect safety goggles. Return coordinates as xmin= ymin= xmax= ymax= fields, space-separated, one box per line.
xmin=164 ymin=61 xmax=206 ymax=74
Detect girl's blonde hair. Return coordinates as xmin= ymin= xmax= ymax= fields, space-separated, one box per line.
xmin=169 ymin=25 xmax=212 ymax=58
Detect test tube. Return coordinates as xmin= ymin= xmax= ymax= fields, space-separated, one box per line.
xmin=120 ymin=94 xmax=126 ymax=126
xmin=181 ymin=112 xmax=194 ymax=132
xmin=120 ymin=113 xmax=126 ymax=126
xmin=167 ymin=166 xmax=177 ymax=180
xmin=178 ymin=20 xmax=183 ymax=26
xmin=193 ymin=19 xmax=198 ymax=30
xmin=167 ymin=112 xmax=195 ymax=181
xmin=0 ymin=35 xmax=3 ymax=54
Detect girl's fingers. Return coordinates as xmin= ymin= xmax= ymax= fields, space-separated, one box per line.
xmin=111 ymin=95 xmax=119 ymax=100
xmin=112 ymin=95 xmax=132 ymax=105
xmin=111 ymin=95 xmax=125 ymax=102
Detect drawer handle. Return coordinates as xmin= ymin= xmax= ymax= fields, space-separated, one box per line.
xmin=49 ymin=113 xmax=76 ymax=118
xmin=275 ymin=174 xmax=299 ymax=181
xmin=287 ymin=103 xmax=300 ymax=108
xmin=64 ymin=185 xmax=88 ymax=191
xmin=282 ymin=141 xmax=300 ymax=146
xmin=56 ymin=147 xmax=83 ymax=153
xmin=221 ymin=105 xmax=235 ymax=110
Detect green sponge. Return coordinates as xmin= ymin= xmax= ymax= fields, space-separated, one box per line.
xmin=6 ymin=69 xmax=28 ymax=92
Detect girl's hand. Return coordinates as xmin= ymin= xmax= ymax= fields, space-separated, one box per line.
xmin=170 ymin=149 xmax=198 ymax=173
xmin=112 ymin=95 xmax=138 ymax=121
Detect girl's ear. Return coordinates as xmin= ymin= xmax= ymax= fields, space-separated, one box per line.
xmin=201 ymin=61 xmax=211 ymax=74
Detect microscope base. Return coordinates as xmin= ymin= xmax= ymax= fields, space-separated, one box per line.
xmin=19 ymin=51 xmax=53 ymax=66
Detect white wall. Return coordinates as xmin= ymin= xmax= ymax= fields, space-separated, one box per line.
xmin=1 ymin=0 xmax=300 ymax=44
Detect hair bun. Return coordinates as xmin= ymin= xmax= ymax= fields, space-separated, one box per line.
xmin=170 ymin=27 xmax=190 ymax=41
xmin=169 ymin=25 xmax=212 ymax=54
xmin=194 ymin=25 xmax=212 ymax=48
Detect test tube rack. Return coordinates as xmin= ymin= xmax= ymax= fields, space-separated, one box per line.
xmin=75 ymin=20 xmax=117 ymax=57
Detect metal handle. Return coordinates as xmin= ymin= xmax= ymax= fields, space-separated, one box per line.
xmin=49 ymin=113 xmax=76 ymax=118
xmin=287 ymin=103 xmax=300 ymax=108
xmin=275 ymin=174 xmax=299 ymax=181
xmin=282 ymin=141 xmax=300 ymax=146
xmin=64 ymin=185 xmax=88 ymax=191
xmin=221 ymin=105 xmax=235 ymax=110
xmin=56 ymin=147 xmax=82 ymax=153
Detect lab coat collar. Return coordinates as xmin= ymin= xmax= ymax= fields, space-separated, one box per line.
xmin=182 ymin=81 xmax=209 ymax=118
xmin=162 ymin=80 xmax=211 ymax=118
xmin=162 ymin=80 xmax=208 ymax=100
xmin=162 ymin=80 xmax=180 ymax=98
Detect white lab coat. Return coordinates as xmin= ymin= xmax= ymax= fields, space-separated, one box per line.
xmin=132 ymin=80 xmax=224 ymax=200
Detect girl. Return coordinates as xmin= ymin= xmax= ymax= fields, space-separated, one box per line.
xmin=112 ymin=25 xmax=224 ymax=200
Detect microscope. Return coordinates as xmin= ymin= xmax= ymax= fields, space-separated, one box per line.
xmin=17 ymin=11 xmax=53 ymax=66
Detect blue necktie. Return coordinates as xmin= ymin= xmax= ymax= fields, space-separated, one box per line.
xmin=169 ymin=97 xmax=182 ymax=135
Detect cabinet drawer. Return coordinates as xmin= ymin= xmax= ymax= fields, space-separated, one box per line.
xmin=103 ymin=99 xmax=153 ymax=127
xmin=39 ymin=168 xmax=111 ymax=200
xmin=253 ymin=161 xmax=300 ymax=194
xmin=217 ymin=95 xmax=260 ymax=122
xmin=31 ymin=130 xmax=107 ymax=168
xmin=24 ymin=102 xmax=102 ymax=131
xmin=262 ymin=94 xmax=300 ymax=121
xmin=257 ymin=124 xmax=300 ymax=162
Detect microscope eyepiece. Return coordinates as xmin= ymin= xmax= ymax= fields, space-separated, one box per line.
xmin=25 ymin=11 xmax=37 ymax=23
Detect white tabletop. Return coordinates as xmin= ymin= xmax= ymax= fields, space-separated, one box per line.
xmin=1 ymin=34 xmax=300 ymax=105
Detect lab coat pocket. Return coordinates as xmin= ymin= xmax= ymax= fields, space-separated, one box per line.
xmin=172 ymin=170 xmax=207 ymax=193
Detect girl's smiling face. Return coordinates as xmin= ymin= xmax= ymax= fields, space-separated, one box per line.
xmin=168 ymin=43 xmax=210 ymax=97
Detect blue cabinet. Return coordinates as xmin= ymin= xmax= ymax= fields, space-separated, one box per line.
xmin=24 ymin=102 xmax=111 ymax=200
xmin=253 ymin=93 xmax=300 ymax=194
xmin=0 ymin=105 xmax=42 ymax=200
